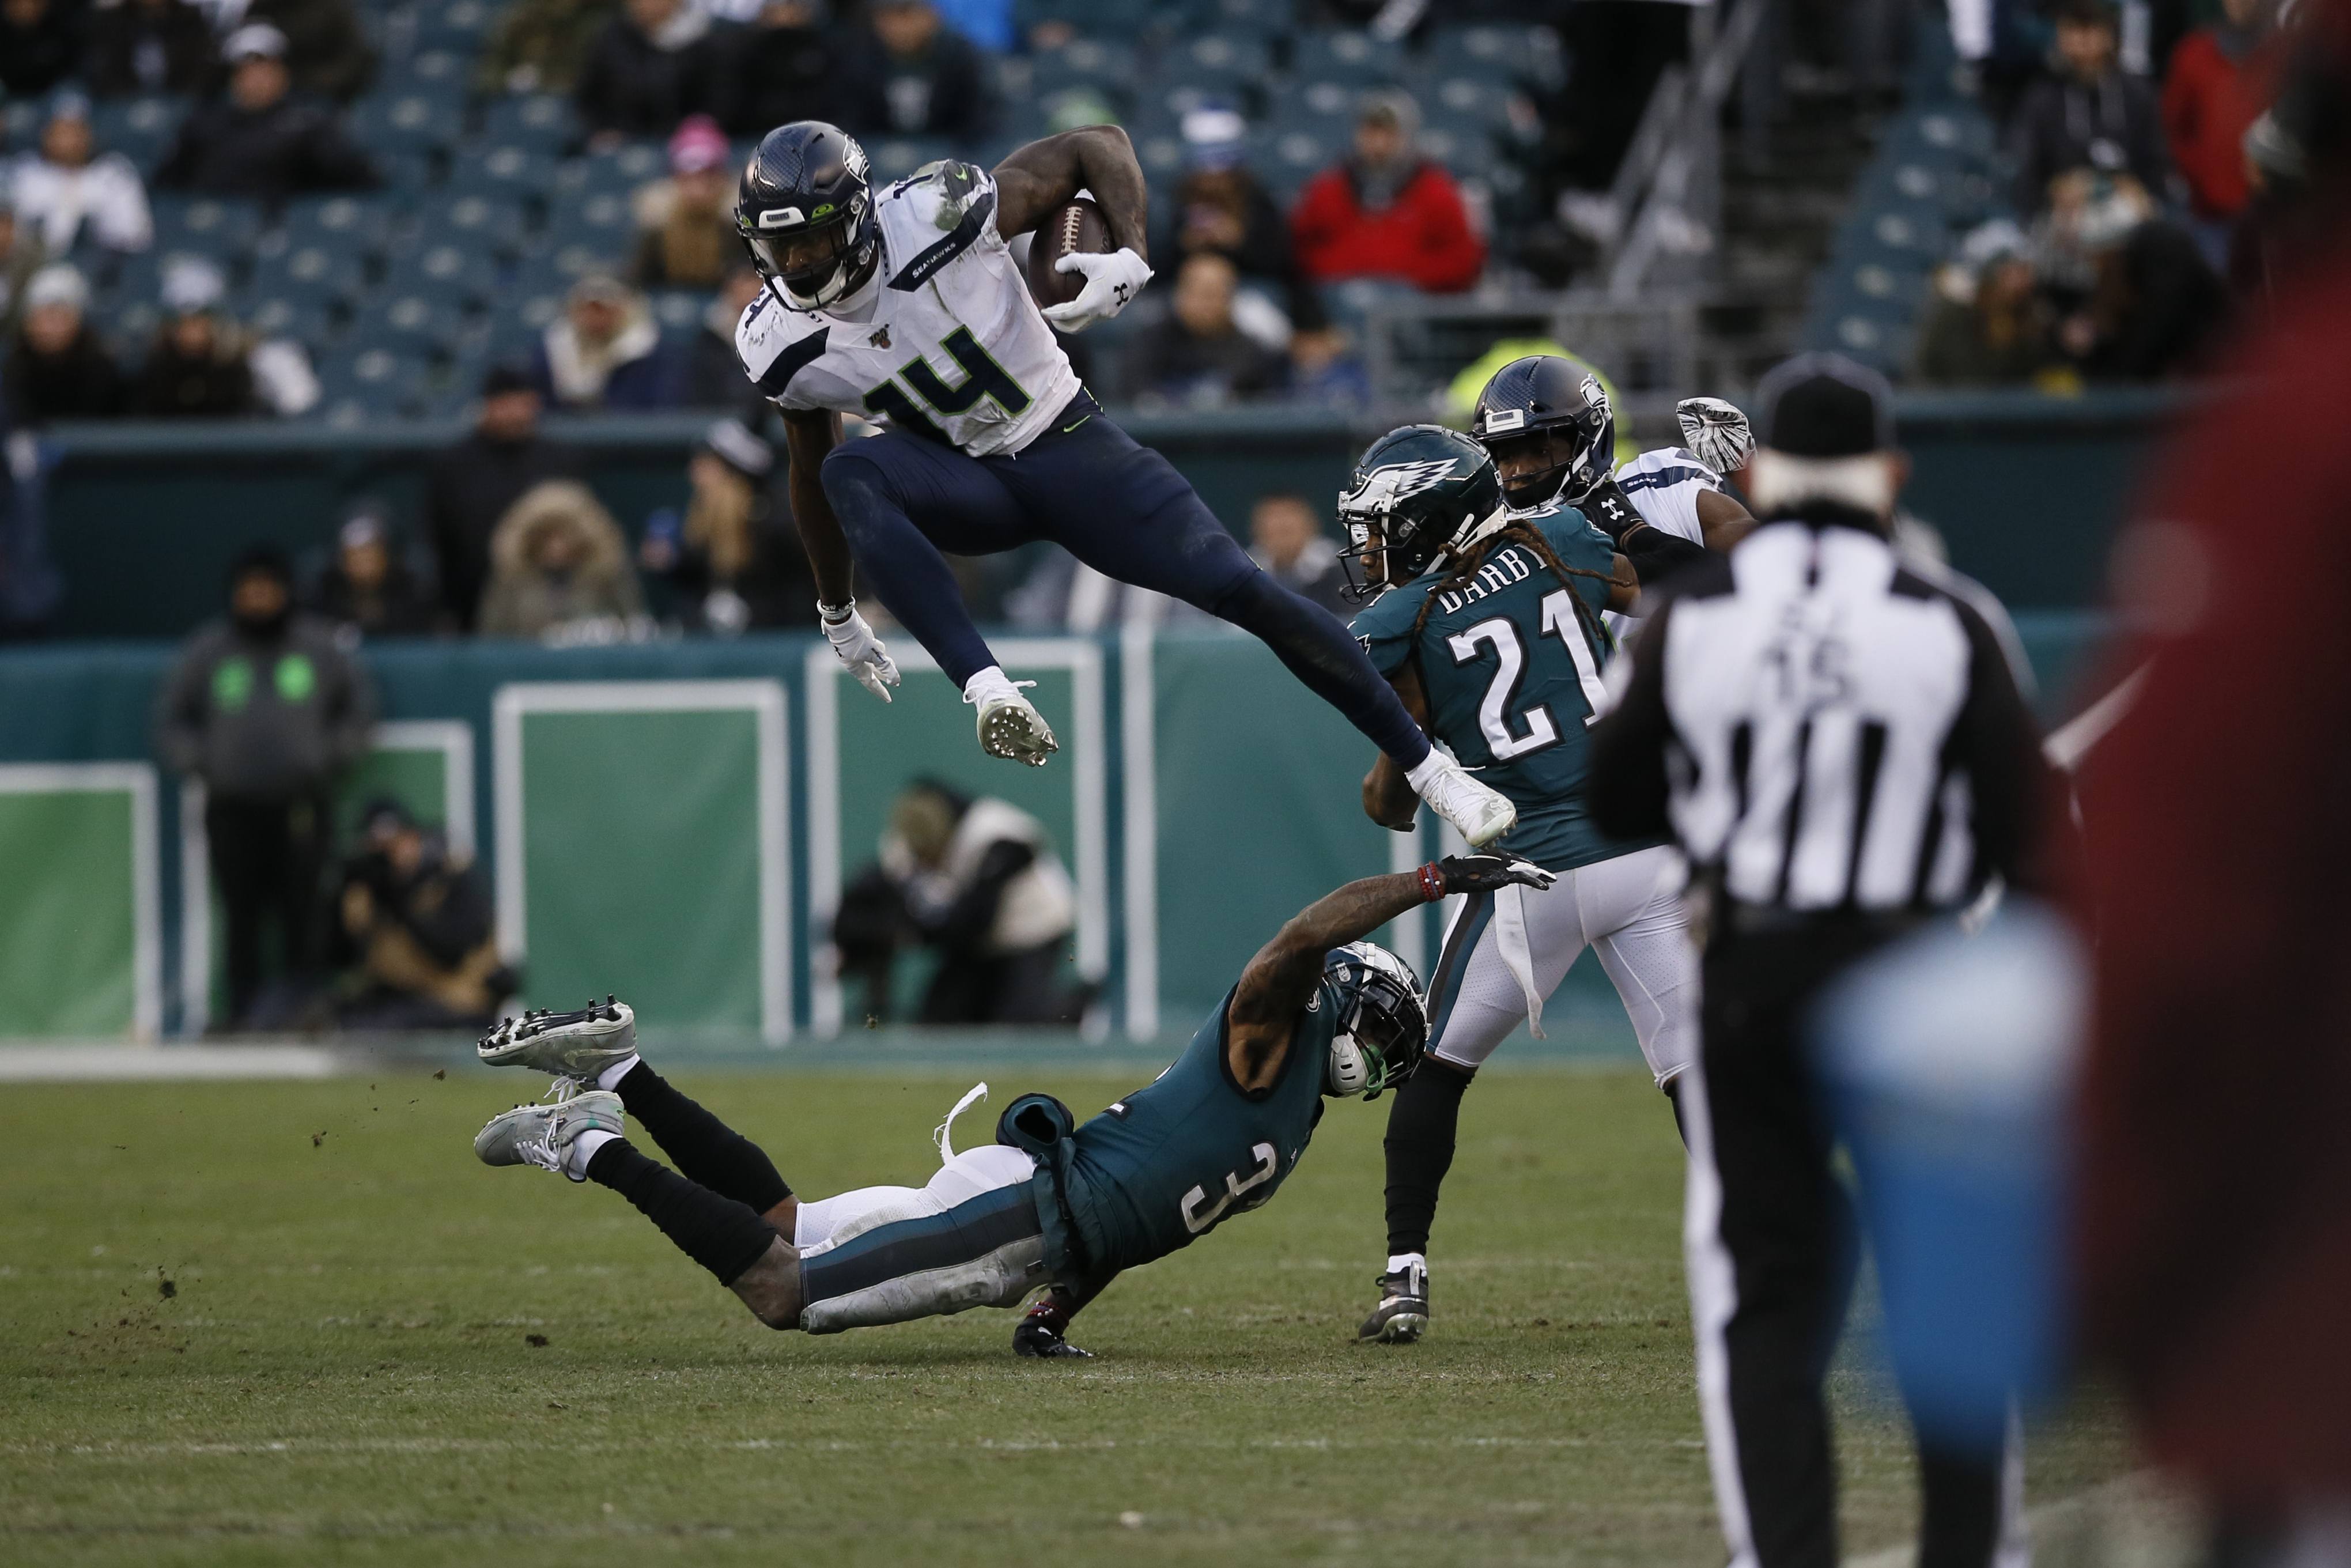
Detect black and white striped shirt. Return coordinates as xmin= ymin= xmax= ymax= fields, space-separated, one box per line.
xmin=1589 ymin=511 xmax=2049 ymax=915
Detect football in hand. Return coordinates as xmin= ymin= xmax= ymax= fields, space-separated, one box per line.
xmin=1026 ymin=197 xmax=1113 ymax=312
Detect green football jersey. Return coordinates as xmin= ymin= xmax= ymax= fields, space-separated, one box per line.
xmin=1351 ymin=507 xmax=1666 ymax=872
xmin=1040 ymin=983 xmax=1335 ymax=1277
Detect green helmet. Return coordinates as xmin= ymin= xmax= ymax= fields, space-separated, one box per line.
xmin=1335 ymin=425 xmax=1505 ymax=600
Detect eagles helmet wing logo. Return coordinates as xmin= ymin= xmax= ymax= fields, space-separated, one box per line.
xmin=1341 ymin=458 xmax=1458 ymax=515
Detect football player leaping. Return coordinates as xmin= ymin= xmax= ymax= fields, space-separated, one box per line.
xmin=1337 ymin=425 xmax=1713 ymax=1346
xmin=731 ymin=119 xmax=1515 ymax=848
xmin=470 ymin=852 xmax=1552 ymax=1354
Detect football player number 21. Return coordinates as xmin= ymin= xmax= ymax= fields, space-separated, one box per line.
xmin=1446 ymin=589 xmax=1611 ymax=762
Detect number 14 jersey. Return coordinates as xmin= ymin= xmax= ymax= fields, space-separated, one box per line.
xmin=1351 ymin=507 xmax=1665 ymax=872
xmin=734 ymin=160 xmax=1083 ymax=457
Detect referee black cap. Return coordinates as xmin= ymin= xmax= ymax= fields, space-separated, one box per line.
xmin=1755 ymin=353 xmax=1895 ymax=459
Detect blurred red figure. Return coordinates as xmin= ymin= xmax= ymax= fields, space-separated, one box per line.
xmin=2072 ymin=16 xmax=2351 ymax=1558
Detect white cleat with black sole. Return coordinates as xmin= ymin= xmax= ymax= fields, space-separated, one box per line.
xmin=478 ymin=998 xmax=637 ymax=1079
xmin=474 ymin=1090 xmax=626 ymax=1182
xmin=1411 ymin=753 xmax=1517 ymax=848
xmin=976 ymin=690 xmax=1059 ymax=767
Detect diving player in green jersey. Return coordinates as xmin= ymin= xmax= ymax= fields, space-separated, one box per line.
xmin=1335 ymin=425 xmax=1713 ymax=1345
xmin=466 ymin=852 xmax=1551 ymax=1357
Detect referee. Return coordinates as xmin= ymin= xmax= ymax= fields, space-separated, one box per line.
xmin=1589 ymin=353 xmax=2055 ymax=1568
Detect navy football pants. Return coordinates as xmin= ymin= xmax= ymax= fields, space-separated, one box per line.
xmin=820 ymin=395 xmax=1432 ymax=766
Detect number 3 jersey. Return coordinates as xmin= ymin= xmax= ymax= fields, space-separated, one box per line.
xmin=733 ymin=161 xmax=1082 ymax=457
xmin=1351 ymin=508 xmax=1665 ymax=872
xmin=1041 ymin=985 xmax=1336 ymax=1277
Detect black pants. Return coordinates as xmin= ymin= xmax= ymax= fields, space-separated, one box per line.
xmin=1687 ymin=923 xmax=2010 ymax=1568
xmin=206 ymin=792 xmax=329 ymax=1026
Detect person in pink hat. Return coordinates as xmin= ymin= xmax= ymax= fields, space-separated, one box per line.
xmin=630 ymin=113 xmax=740 ymax=289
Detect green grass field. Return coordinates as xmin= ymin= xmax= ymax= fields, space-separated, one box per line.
xmin=1 ymin=1064 xmax=2131 ymax=1566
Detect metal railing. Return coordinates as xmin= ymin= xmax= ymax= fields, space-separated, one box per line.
xmin=1604 ymin=0 xmax=1772 ymax=303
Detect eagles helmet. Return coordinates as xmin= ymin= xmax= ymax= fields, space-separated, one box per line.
xmin=1469 ymin=354 xmax=1617 ymax=512
xmin=1321 ymin=942 xmax=1427 ymax=1100
xmin=1335 ymin=425 xmax=1505 ymax=601
xmin=735 ymin=122 xmax=879 ymax=311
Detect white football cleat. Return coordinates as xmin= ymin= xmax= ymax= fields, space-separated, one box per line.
xmin=473 ymin=1090 xmax=626 ymax=1182
xmin=478 ymin=998 xmax=636 ymax=1079
xmin=976 ymin=690 xmax=1058 ymax=767
xmin=1412 ymin=754 xmax=1517 ymax=848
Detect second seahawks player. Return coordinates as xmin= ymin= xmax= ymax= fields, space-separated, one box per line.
xmin=731 ymin=120 xmax=1515 ymax=848
xmin=1338 ymin=427 xmax=1710 ymax=1344
xmin=1470 ymin=355 xmax=1755 ymax=639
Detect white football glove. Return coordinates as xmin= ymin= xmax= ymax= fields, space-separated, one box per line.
xmin=819 ymin=599 xmax=901 ymax=702
xmin=1044 ymin=247 xmax=1153 ymax=333
xmin=1676 ymin=396 xmax=1754 ymax=476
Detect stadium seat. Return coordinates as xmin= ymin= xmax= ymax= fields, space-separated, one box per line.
xmin=1254 ymin=127 xmax=1339 ymax=198
xmin=1163 ymin=34 xmax=1271 ymax=100
xmin=1416 ymin=124 xmax=1495 ymax=181
xmin=481 ymin=93 xmax=574 ymax=154
xmin=404 ymin=0 xmax=493 ymax=55
xmin=311 ymin=347 xmax=430 ymax=424
xmin=645 ymin=289 xmax=713 ymax=336
xmin=392 ymin=47 xmax=471 ymax=95
xmin=240 ymin=293 xmax=339 ymax=349
xmin=1423 ymin=24 xmax=1566 ymax=90
xmin=1290 ymin=31 xmax=1404 ymax=86
xmin=245 ymin=236 xmax=368 ymax=309
xmin=449 ymin=144 xmax=560 ymax=202
xmin=1196 ymin=0 xmax=1288 ymax=37
xmin=411 ymin=190 xmax=530 ymax=256
xmin=1029 ymin=37 xmax=1138 ymax=100
xmin=1 ymin=99 xmax=40 ymax=148
xmin=347 ymin=89 xmax=461 ymax=156
xmin=1418 ymin=72 xmax=1519 ymax=132
xmin=552 ymin=142 xmax=668 ymax=207
xmin=88 ymin=96 xmax=185 ymax=176
xmin=149 ymin=195 xmax=266 ymax=263
xmin=346 ymin=291 xmax=467 ymax=358
xmin=381 ymin=239 xmax=501 ymax=307
xmin=534 ymin=186 xmax=634 ymax=263
xmin=272 ymin=195 xmax=394 ymax=258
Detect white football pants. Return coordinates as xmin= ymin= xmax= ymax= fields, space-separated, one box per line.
xmin=1427 ymin=842 xmax=1699 ymax=1086
xmin=792 ymin=1142 xmax=1038 ymax=1251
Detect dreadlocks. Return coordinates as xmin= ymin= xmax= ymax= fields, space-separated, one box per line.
xmin=1407 ymin=522 xmax=1619 ymax=668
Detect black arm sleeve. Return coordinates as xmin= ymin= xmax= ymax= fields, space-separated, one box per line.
xmin=1587 ymin=603 xmax=1679 ymax=842
xmin=1945 ymin=599 xmax=2058 ymax=894
xmin=1620 ymin=524 xmax=1711 ymax=585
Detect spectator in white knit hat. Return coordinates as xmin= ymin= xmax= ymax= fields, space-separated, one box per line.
xmin=5 ymin=265 xmax=127 ymax=423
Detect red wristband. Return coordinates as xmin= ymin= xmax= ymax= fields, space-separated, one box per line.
xmin=1417 ymin=863 xmax=1446 ymax=902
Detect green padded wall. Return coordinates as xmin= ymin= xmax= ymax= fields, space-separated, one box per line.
xmin=494 ymin=683 xmax=787 ymax=1041
xmin=0 ymin=766 xmax=156 ymax=1037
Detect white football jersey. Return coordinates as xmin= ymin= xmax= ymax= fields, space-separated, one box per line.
xmin=1601 ymin=445 xmax=1724 ymax=640
xmin=735 ymin=161 xmax=1082 ymax=458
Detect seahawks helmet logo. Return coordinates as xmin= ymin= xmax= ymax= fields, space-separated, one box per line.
xmin=1340 ymin=458 xmax=1457 ymax=516
xmin=1580 ymin=373 xmax=1611 ymax=422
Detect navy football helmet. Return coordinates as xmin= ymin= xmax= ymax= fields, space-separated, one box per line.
xmin=1469 ymin=354 xmax=1616 ymax=512
xmin=1321 ymin=942 xmax=1427 ymax=1101
xmin=735 ymin=122 xmax=880 ymax=310
xmin=1334 ymin=425 xmax=1505 ymax=600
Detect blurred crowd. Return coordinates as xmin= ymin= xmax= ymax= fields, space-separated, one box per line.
xmin=1912 ymin=0 xmax=2292 ymax=388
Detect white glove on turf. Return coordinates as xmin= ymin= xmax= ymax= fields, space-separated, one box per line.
xmin=1044 ymin=248 xmax=1153 ymax=333
xmin=1676 ymin=396 xmax=1754 ymax=476
xmin=819 ymin=600 xmax=901 ymax=702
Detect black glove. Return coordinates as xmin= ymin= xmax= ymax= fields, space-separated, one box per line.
xmin=1431 ymin=853 xmax=1558 ymax=896
xmin=1013 ymin=1296 xmax=1093 ymax=1358
xmin=1013 ymin=1318 xmax=1093 ymax=1358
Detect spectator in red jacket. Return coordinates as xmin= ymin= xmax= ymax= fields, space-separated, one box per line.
xmin=2162 ymin=0 xmax=2285 ymax=268
xmin=1291 ymin=90 xmax=1484 ymax=295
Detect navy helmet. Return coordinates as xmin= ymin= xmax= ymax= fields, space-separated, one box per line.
xmin=1321 ymin=942 xmax=1427 ymax=1101
xmin=734 ymin=122 xmax=879 ymax=310
xmin=1334 ymin=425 xmax=1505 ymax=600
xmin=1469 ymin=354 xmax=1616 ymax=512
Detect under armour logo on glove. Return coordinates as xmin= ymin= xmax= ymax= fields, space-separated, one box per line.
xmin=1045 ymin=247 xmax=1154 ymax=334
